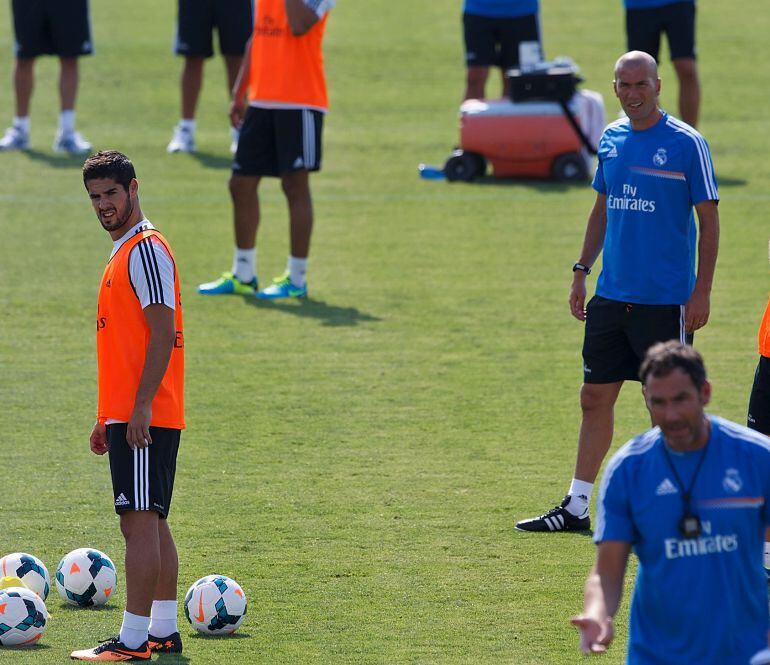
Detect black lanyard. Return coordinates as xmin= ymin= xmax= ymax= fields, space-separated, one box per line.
xmin=661 ymin=441 xmax=709 ymax=539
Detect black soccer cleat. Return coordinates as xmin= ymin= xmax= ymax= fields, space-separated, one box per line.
xmin=147 ymin=631 xmax=183 ymax=654
xmin=515 ymin=495 xmax=591 ymax=532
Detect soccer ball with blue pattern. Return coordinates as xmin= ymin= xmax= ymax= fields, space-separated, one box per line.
xmin=0 ymin=553 xmax=50 ymax=601
xmin=184 ymin=575 xmax=247 ymax=635
xmin=55 ymin=548 xmax=117 ymax=607
xmin=0 ymin=586 xmax=47 ymax=646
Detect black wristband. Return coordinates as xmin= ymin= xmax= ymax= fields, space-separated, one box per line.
xmin=572 ymin=262 xmax=591 ymax=274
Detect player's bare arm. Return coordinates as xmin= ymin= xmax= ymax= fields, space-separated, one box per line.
xmin=570 ymin=194 xmax=607 ymax=321
xmin=229 ymin=37 xmax=252 ymax=129
xmin=89 ymin=421 xmax=108 ymax=455
xmin=285 ymin=0 xmax=319 ymax=36
xmin=685 ymin=199 xmax=719 ymax=332
xmin=126 ymin=304 xmax=176 ymax=450
xmin=571 ymin=540 xmax=631 ymax=655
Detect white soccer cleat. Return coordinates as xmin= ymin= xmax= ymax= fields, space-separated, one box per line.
xmin=167 ymin=124 xmax=195 ymax=153
xmin=53 ymin=130 xmax=92 ymax=155
xmin=0 ymin=125 xmax=30 ymax=151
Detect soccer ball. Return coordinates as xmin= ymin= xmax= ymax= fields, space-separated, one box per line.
xmin=0 ymin=586 xmax=47 ymax=646
xmin=184 ymin=575 xmax=247 ymax=635
xmin=0 ymin=553 xmax=50 ymax=600
xmin=55 ymin=548 xmax=117 ymax=607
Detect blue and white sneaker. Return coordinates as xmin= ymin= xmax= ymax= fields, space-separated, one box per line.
xmin=53 ymin=130 xmax=92 ymax=155
xmin=198 ymin=272 xmax=258 ymax=296
xmin=0 ymin=125 xmax=30 ymax=151
xmin=256 ymin=273 xmax=307 ymax=300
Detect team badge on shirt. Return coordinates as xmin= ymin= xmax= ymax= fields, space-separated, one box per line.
xmin=722 ymin=469 xmax=743 ymax=493
xmin=652 ymin=148 xmax=668 ymax=166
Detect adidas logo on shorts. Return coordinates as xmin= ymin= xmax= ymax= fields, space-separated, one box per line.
xmin=115 ymin=493 xmax=130 ymax=507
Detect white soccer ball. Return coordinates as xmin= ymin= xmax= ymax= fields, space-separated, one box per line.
xmin=0 ymin=586 xmax=48 ymax=646
xmin=0 ymin=553 xmax=51 ymax=600
xmin=55 ymin=548 xmax=117 ymax=607
xmin=184 ymin=575 xmax=247 ymax=635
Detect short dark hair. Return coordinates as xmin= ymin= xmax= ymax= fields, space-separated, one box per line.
xmin=82 ymin=151 xmax=136 ymax=191
xmin=639 ymin=341 xmax=707 ymax=390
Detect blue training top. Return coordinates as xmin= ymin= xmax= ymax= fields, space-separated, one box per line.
xmin=624 ymin=0 xmax=693 ymax=8
xmin=595 ymin=416 xmax=770 ymax=665
xmin=463 ymin=0 xmax=538 ymax=18
xmin=592 ymin=112 xmax=718 ymax=305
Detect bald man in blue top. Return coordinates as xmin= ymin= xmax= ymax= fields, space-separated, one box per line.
xmin=516 ymin=51 xmax=719 ymax=534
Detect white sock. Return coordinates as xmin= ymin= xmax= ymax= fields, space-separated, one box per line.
xmin=764 ymin=542 xmax=770 ymax=571
xmin=566 ymin=479 xmax=593 ymax=516
xmin=59 ymin=110 xmax=75 ymax=134
xmin=232 ymin=247 xmax=256 ymax=283
xmin=288 ymin=255 xmax=308 ymax=287
xmin=180 ymin=118 xmax=196 ymax=132
xmin=13 ymin=116 xmax=30 ymax=133
xmin=119 ymin=611 xmax=150 ymax=649
xmin=148 ymin=600 xmax=178 ymax=638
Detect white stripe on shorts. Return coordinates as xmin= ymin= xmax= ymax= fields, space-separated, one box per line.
xmin=132 ymin=448 xmax=149 ymax=510
xmin=679 ymin=305 xmax=686 ymax=343
xmin=303 ymin=109 xmax=315 ymax=168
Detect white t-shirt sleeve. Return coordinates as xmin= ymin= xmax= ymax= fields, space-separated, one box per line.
xmin=304 ymin=0 xmax=335 ymax=18
xmin=128 ymin=237 xmax=176 ymax=310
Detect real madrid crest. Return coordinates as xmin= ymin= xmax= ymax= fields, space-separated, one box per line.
xmin=722 ymin=468 xmax=742 ymax=493
xmin=653 ymin=148 xmax=668 ymax=167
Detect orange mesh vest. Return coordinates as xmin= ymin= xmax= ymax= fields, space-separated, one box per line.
xmin=759 ymin=296 xmax=770 ymax=358
xmin=96 ymin=230 xmax=185 ymax=429
xmin=248 ymin=0 xmax=330 ymax=110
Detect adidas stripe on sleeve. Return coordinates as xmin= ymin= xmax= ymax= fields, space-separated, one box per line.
xmin=666 ymin=117 xmax=719 ymax=204
xmin=128 ymin=237 xmax=176 ymax=310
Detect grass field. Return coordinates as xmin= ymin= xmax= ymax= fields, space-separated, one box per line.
xmin=1 ymin=1 xmax=769 ymax=662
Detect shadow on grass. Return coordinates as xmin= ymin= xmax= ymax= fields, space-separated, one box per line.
xmin=23 ymin=149 xmax=87 ymax=169
xmin=188 ymin=631 xmax=252 ymax=640
xmin=717 ymin=175 xmax=748 ymax=187
xmin=55 ymin=602 xmax=121 ymax=613
xmin=243 ymin=296 xmax=382 ymax=327
xmin=464 ymin=175 xmax=590 ymax=192
xmin=156 ymin=653 xmax=192 ymax=664
xmin=2 ymin=641 xmax=52 ymax=650
xmin=188 ymin=151 xmax=233 ymax=170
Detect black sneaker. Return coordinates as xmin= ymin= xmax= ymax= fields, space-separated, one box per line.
xmin=515 ymin=495 xmax=591 ymax=532
xmin=147 ymin=631 xmax=183 ymax=653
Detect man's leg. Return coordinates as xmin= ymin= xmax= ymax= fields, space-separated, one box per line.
xmin=121 ymin=511 xmax=161 ymax=617
xmin=148 ymin=519 xmax=182 ymax=651
xmin=574 ymin=381 xmax=625 ymax=483
xmin=0 ymin=58 xmax=34 ymax=150
xmin=231 ymin=173 xmax=261 ymax=251
xmin=464 ymin=66 xmax=489 ymax=100
xmin=672 ymin=57 xmax=699 ymax=128
xmin=181 ymin=56 xmax=204 ymax=121
xmin=13 ymin=57 xmax=34 ymax=117
xmin=58 ymin=56 xmax=78 ymax=111
xmin=281 ymin=170 xmax=313 ymax=260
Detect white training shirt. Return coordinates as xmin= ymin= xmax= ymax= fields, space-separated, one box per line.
xmin=110 ymin=219 xmax=175 ymax=311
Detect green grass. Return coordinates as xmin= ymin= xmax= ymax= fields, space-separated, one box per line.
xmin=1 ymin=0 xmax=769 ymax=662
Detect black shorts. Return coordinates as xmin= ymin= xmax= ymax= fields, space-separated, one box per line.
xmin=463 ymin=12 xmax=540 ymax=69
xmin=626 ymin=1 xmax=696 ymax=61
xmin=106 ymin=424 xmax=181 ymax=519
xmin=748 ymin=356 xmax=770 ymax=435
xmin=233 ymin=107 xmax=324 ymax=177
xmin=174 ymin=0 xmax=253 ymax=58
xmin=12 ymin=0 xmax=93 ymax=59
xmin=582 ymin=295 xmax=693 ymax=383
